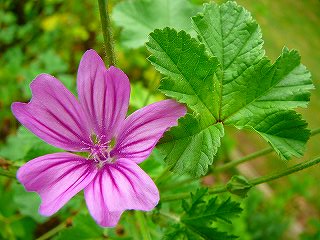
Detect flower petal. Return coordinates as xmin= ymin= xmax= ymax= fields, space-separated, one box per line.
xmin=17 ymin=153 xmax=97 ymax=216
xmin=84 ymin=159 xmax=159 ymax=227
xmin=12 ymin=74 xmax=91 ymax=151
xmin=77 ymin=50 xmax=130 ymax=140
xmin=112 ymin=99 xmax=186 ymax=163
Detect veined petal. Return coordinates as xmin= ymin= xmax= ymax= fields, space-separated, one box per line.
xmin=112 ymin=99 xmax=186 ymax=163
xmin=17 ymin=153 xmax=97 ymax=216
xmin=12 ymin=74 xmax=91 ymax=151
xmin=84 ymin=159 xmax=159 ymax=227
xmin=77 ymin=50 xmax=130 ymax=141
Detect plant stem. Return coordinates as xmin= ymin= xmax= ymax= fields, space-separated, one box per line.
xmin=98 ymin=0 xmax=115 ymax=66
xmin=160 ymin=177 xmax=199 ymax=192
xmin=311 ymin=127 xmax=320 ymax=136
xmin=0 ymin=168 xmax=16 ymax=179
xmin=214 ymin=148 xmax=274 ymax=173
xmin=214 ymin=127 xmax=320 ymax=173
xmin=135 ymin=211 xmax=152 ymax=240
xmin=36 ymin=218 xmax=69 ymax=240
xmin=143 ymin=72 xmax=159 ymax=106
xmin=0 ymin=158 xmax=18 ymax=179
xmin=154 ymin=166 xmax=171 ymax=185
xmin=250 ymin=155 xmax=320 ymax=185
xmin=127 ymin=212 xmax=141 ymax=240
xmin=159 ymin=211 xmax=180 ymax=222
xmin=161 ymin=156 xmax=320 ymax=202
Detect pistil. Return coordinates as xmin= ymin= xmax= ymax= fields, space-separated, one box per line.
xmin=81 ymin=135 xmax=116 ymax=168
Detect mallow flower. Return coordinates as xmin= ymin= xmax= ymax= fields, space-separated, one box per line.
xmin=12 ymin=49 xmax=186 ymax=227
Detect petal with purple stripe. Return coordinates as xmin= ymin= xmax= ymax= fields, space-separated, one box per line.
xmin=77 ymin=50 xmax=130 ymax=141
xmin=12 ymin=74 xmax=91 ymax=151
xmin=84 ymin=159 xmax=159 ymax=227
xmin=17 ymin=153 xmax=97 ymax=216
xmin=111 ymin=99 xmax=186 ymax=163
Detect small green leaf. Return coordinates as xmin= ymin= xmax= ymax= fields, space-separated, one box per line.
xmin=164 ymin=189 xmax=242 ymax=240
xmin=112 ymin=0 xmax=201 ymax=48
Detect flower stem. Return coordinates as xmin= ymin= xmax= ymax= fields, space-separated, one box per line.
xmin=35 ymin=218 xmax=69 ymax=240
xmin=135 ymin=211 xmax=152 ymax=240
xmin=98 ymin=0 xmax=116 ymax=66
xmin=161 ymin=155 xmax=320 ymax=202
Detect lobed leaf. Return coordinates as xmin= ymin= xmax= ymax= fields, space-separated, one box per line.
xmin=164 ymin=189 xmax=242 ymax=240
xmin=148 ymin=1 xmax=313 ymax=176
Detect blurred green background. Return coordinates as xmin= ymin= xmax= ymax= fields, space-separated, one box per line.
xmin=0 ymin=0 xmax=319 ymax=239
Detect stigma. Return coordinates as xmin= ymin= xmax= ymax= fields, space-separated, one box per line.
xmin=81 ymin=134 xmax=117 ymax=168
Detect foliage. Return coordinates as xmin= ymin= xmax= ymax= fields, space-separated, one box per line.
xmin=147 ymin=1 xmax=313 ymax=177
xmin=164 ymin=188 xmax=242 ymax=239
xmin=0 ymin=126 xmax=61 ymax=161
xmin=55 ymin=213 xmax=108 ymax=240
xmin=0 ymin=0 xmax=319 ymax=239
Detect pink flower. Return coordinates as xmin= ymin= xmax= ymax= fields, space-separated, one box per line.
xmin=12 ymin=50 xmax=186 ymax=227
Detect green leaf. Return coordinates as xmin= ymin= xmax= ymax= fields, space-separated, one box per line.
xmin=158 ymin=114 xmax=224 ymax=176
xmin=147 ymin=1 xmax=313 ymax=175
xmin=232 ymin=109 xmax=310 ymax=159
xmin=164 ymin=189 xmax=242 ymax=240
xmin=112 ymin=0 xmax=201 ymax=48
xmin=147 ymin=28 xmax=220 ymax=123
xmin=182 ymin=197 xmax=242 ymax=225
xmin=13 ymin=184 xmax=46 ymax=223
xmin=192 ymin=2 xmax=313 ymax=160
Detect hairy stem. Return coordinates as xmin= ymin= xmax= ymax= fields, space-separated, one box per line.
xmin=161 ymin=156 xmax=320 ymax=202
xmin=98 ymin=0 xmax=116 ymax=66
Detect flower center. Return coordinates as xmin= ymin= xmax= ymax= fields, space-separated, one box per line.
xmin=81 ymin=134 xmax=116 ymax=168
